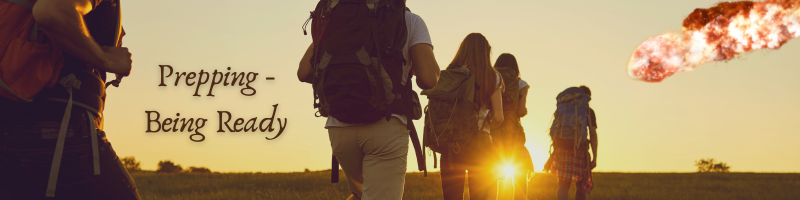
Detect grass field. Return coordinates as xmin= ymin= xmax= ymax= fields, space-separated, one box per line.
xmin=132 ymin=171 xmax=800 ymax=200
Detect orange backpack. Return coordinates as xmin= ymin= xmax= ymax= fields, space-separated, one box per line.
xmin=0 ymin=0 xmax=64 ymax=102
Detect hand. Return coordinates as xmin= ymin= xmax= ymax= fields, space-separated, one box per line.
xmin=590 ymin=160 xmax=597 ymax=170
xmin=101 ymin=46 xmax=132 ymax=76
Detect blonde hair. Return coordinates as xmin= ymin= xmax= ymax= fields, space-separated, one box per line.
xmin=450 ymin=33 xmax=503 ymax=107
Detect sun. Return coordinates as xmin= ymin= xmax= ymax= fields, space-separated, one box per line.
xmin=503 ymin=165 xmax=515 ymax=177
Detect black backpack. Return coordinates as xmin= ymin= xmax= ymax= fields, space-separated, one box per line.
xmin=305 ymin=0 xmax=426 ymax=181
xmin=308 ymin=0 xmax=409 ymax=123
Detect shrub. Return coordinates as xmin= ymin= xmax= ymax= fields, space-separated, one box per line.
xmin=695 ymin=158 xmax=731 ymax=173
xmin=186 ymin=166 xmax=212 ymax=173
xmin=121 ymin=156 xmax=141 ymax=173
xmin=157 ymin=160 xmax=183 ymax=173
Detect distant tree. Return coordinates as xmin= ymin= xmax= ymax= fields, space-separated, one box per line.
xmin=157 ymin=160 xmax=183 ymax=173
xmin=695 ymin=158 xmax=731 ymax=173
xmin=304 ymin=168 xmax=310 ymax=173
xmin=186 ymin=166 xmax=212 ymax=173
xmin=120 ymin=156 xmax=141 ymax=173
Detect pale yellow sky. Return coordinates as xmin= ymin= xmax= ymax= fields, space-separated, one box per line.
xmin=105 ymin=0 xmax=800 ymax=173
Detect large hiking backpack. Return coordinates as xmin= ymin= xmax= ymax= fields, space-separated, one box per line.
xmin=0 ymin=0 xmax=63 ymax=102
xmin=549 ymin=87 xmax=591 ymax=152
xmin=308 ymin=0 xmax=409 ymax=123
xmin=306 ymin=0 xmax=427 ymax=182
xmin=422 ymin=65 xmax=479 ymax=155
xmin=0 ymin=0 xmax=123 ymax=197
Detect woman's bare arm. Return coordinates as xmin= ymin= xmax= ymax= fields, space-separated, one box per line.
xmin=490 ymin=88 xmax=504 ymax=128
xmin=518 ymin=86 xmax=529 ymax=117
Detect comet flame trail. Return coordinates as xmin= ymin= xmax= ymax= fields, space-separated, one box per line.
xmin=628 ymin=0 xmax=800 ymax=82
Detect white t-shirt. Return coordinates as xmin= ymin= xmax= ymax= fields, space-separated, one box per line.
xmin=477 ymin=72 xmax=503 ymax=133
xmin=519 ymin=78 xmax=529 ymax=90
xmin=325 ymin=11 xmax=433 ymax=128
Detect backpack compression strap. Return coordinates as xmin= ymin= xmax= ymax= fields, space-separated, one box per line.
xmin=45 ymin=74 xmax=79 ymax=197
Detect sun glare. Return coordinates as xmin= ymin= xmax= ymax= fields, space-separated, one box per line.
xmin=503 ymin=165 xmax=515 ymax=177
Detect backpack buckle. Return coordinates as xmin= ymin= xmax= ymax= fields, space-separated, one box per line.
xmin=368 ymin=3 xmax=377 ymax=17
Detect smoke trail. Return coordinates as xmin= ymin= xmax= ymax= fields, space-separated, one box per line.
xmin=628 ymin=0 xmax=800 ymax=82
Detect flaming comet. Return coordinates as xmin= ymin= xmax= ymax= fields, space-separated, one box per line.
xmin=628 ymin=0 xmax=800 ymax=82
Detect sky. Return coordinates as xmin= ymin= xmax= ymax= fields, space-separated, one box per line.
xmin=105 ymin=0 xmax=800 ymax=173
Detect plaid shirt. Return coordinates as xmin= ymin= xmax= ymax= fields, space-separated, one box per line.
xmin=548 ymin=149 xmax=593 ymax=194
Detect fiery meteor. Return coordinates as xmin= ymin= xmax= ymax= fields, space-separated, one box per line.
xmin=628 ymin=0 xmax=800 ymax=82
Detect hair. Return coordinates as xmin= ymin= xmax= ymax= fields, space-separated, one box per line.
xmin=450 ymin=33 xmax=503 ymax=107
xmin=494 ymin=53 xmax=520 ymax=78
xmin=579 ymin=85 xmax=591 ymax=96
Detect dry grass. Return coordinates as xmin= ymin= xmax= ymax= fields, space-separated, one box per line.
xmin=132 ymin=171 xmax=800 ymax=200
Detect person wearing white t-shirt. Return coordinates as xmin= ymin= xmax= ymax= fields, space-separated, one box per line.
xmin=494 ymin=53 xmax=534 ymax=199
xmin=297 ymin=8 xmax=440 ymax=200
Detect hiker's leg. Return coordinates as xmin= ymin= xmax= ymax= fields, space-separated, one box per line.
xmin=575 ymin=178 xmax=588 ymax=200
xmin=440 ymin=151 xmax=467 ymax=200
xmin=0 ymin=126 xmax=38 ymax=199
xmin=0 ymin=121 xmax=103 ymax=199
xmin=94 ymin=131 xmax=141 ymax=200
xmin=466 ymin=167 xmax=494 ymax=200
xmin=329 ymin=126 xmax=366 ymax=198
xmin=557 ymin=178 xmax=571 ymax=200
xmin=361 ymin=118 xmax=408 ymax=200
xmin=513 ymin=171 xmax=528 ymax=200
xmin=515 ymin=146 xmax=533 ymax=200
xmin=465 ymin=150 xmax=496 ymax=200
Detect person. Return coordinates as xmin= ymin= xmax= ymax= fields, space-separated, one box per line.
xmin=0 ymin=0 xmax=139 ymax=199
xmin=439 ymin=33 xmax=504 ymax=200
xmin=297 ymin=3 xmax=440 ymax=200
xmin=492 ymin=53 xmax=534 ymax=200
xmin=545 ymin=86 xmax=598 ymax=200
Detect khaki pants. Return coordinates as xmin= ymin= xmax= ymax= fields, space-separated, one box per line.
xmin=328 ymin=118 xmax=409 ymax=200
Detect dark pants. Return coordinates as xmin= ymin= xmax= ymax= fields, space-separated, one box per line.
xmin=0 ymin=118 xmax=140 ymax=199
xmin=557 ymin=178 xmax=588 ymax=200
xmin=440 ymin=146 xmax=495 ymax=200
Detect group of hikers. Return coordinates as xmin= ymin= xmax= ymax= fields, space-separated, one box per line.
xmin=0 ymin=0 xmax=597 ymax=199
xmin=297 ymin=0 xmax=599 ymax=200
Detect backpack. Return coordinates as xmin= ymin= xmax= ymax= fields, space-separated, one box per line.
xmin=490 ymin=67 xmax=532 ymax=173
xmin=0 ymin=0 xmax=63 ymax=102
xmin=306 ymin=0 xmax=427 ymax=181
xmin=0 ymin=0 xmax=122 ymax=197
xmin=422 ymin=65 xmax=479 ymax=155
xmin=308 ymin=0 xmax=410 ymax=123
xmin=492 ymin=67 xmax=524 ymax=146
xmin=549 ymin=87 xmax=591 ymax=152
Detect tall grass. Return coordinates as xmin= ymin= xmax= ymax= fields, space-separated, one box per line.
xmin=132 ymin=171 xmax=800 ymax=200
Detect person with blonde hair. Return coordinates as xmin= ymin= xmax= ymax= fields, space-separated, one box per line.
xmin=438 ymin=33 xmax=505 ymax=200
